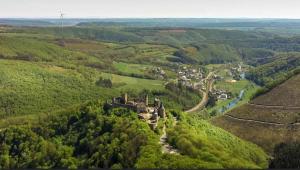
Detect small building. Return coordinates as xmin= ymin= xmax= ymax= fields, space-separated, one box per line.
xmin=218 ymin=94 xmax=228 ymax=100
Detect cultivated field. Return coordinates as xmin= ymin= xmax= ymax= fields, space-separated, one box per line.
xmin=251 ymin=74 xmax=300 ymax=107
xmin=212 ymin=115 xmax=300 ymax=153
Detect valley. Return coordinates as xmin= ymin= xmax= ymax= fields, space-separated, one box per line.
xmin=0 ymin=18 xmax=300 ymax=168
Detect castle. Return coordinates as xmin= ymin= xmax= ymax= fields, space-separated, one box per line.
xmin=105 ymin=93 xmax=166 ymax=130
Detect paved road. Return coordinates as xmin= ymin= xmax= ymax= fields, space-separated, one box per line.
xmin=185 ymin=72 xmax=214 ymax=113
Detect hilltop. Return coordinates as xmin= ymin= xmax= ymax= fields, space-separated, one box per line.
xmin=212 ymin=73 xmax=300 ymax=153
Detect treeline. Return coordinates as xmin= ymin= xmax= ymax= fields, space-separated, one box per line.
xmin=172 ymin=43 xmax=240 ymax=64
xmin=270 ymin=142 xmax=300 ymax=168
xmin=9 ymin=26 xmax=268 ymax=46
xmin=12 ymin=27 xmax=144 ymax=43
xmin=164 ymin=82 xmax=202 ymax=110
xmin=246 ymin=53 xmax=300 ymax=99
xmin=246 ymin=53 xmax=300 ymax=88
xmin=239 ymin=48 xmax=275 ymax=66
xmin=226 ymin=36 xmax=300 ymax=53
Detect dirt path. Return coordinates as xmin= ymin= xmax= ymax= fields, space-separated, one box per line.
xmin=159 ymin=117 xmax=179 ymax=154
xmin=224 ymin=114 xmax=285 ymax=126
xmin=248 ymin=103 xmax=300 ymax=110
xmin=224 ymin=114 xmax=300 ymax=126
xmin=185 ymin=72 xmax=214 ymax=113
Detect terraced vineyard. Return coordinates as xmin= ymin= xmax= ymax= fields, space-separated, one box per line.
xmin=251 ymin=74 xmax=300 ymax=107
xmin=212 ymin=74 xmax=300 ymax=153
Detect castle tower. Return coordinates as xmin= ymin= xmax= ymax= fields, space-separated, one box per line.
xmin=152 ymin=109 xmax=159 ymax=121
xmin=145 ymin=95 xmax=149 ymax=106
xmin=158 ymin=102 xmax=166 ymax=119
xmin=122 ymin=93 xmax=128 ymax=104
xmin=154 ymin=98 xmax=160 ymax=107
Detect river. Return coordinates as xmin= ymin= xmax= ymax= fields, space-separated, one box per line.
xmin=219 ymin=89 xmax=245 ymax=113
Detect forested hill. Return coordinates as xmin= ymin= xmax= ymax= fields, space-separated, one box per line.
xmin=246 ymin=53 xmax=300 ymax=88
xmin=9 ymin=26 xmax=270 ymax=45
xmin=0 ymin=101 xmax=268 ymax=169
xmin=4 ymin=26 xmax=278 ymax=65
xmin=77 ymin=19 xmax=300 ymax=29
xmin=9 ymin=25 xmax=300 ymax=60
xmin=2 ymin=18 xmax=300 ymax=30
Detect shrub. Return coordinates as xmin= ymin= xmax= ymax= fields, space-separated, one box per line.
xmin=270 ymin=142 xmax=300 ymax=168
xmin=96 ymin=77 xmax=113 ymax=88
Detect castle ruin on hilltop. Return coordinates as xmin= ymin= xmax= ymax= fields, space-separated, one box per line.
xmin=105 ymin=93 xmax=166 ymax=130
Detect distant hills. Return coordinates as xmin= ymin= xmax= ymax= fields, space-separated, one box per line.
xmin=77 ymin=18 xmax=300 ymax=29
xmin=2 ymin=18 xmax=300 ymax=30
xmin=0 ymin=19 xmax=55 ymax=27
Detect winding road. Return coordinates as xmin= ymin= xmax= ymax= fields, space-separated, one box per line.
xmin=185 ymin=72 xmax=214 ymax=113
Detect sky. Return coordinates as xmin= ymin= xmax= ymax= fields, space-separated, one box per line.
xmin=1 ymin=0 xmax=300 ymax=18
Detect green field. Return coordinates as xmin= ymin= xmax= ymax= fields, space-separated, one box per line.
xmin=113 ymin=62 xmax=149 ymax=76
xmin=215 ymin=79 xmax=257 ymax=96
xmin=100 ymin=72 xmax=165 ymax=91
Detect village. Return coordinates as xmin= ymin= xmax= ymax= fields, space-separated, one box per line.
xmin=176 ymin=63 xmax=245 ymax=101
xmin=177 ymin=65 xmax=206 ymax=90
xmin=213 ymin=63 xmax=245 ymax=100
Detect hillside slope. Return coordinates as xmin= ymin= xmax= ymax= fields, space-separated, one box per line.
xmin=0 ymin=34 xmax=201 ymax=118
xmin=0 ymin=101 xmax=268 ymax=169
xmin=246 ymin=53 xmax=300 ymax=88
xmin=212 ymin=74 xmax=300 ymax=153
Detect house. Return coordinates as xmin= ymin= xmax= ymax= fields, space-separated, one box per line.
xmin=218 ymin=93 xmax=228 ymax=100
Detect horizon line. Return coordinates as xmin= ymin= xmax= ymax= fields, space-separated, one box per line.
xmin=1 ymin=17 xmax=300 ymax=20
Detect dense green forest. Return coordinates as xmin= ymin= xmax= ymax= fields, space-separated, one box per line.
xmin=246 ymin=53 xmax=300 ymax=88
xmin=173 ymin=43 xmax=240 ymax=64
xmin=270 ymin=142 xmax=300 ymax=168
xmin=0 ymin=101 xmax=268 ymax=169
